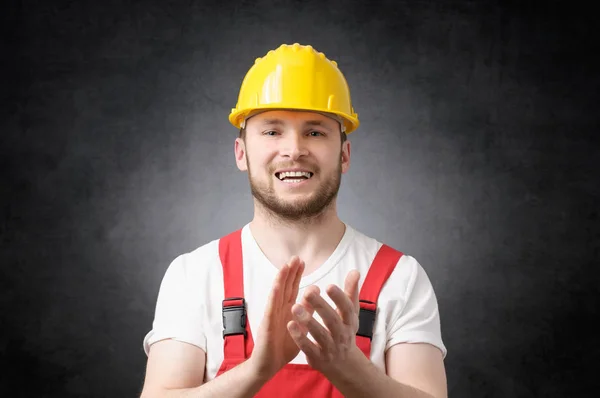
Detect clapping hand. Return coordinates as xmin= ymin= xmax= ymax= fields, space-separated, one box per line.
xmin=286 ymin=269 xmax=362 ymax=375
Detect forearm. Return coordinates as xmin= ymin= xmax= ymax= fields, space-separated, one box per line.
xmin=143 ymin=358 xmax=271 ymax=398
xmin=327 ymin=348 xmax=437 ymax=398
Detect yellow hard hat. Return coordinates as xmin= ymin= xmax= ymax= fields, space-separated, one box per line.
xmin=229 ymin=43 xmax=360 ymax=134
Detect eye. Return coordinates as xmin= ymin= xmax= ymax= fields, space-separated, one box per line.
xmin=263 ymin=130 xmax=279 ymax=136
xmin=308 ymin=130 xmax=324 ymax=137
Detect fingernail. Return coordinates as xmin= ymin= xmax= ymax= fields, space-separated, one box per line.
xmin=293 ymin=306 xmax=304 ymax=317
xmin=289 ymin=322 xmax=300 ymax=334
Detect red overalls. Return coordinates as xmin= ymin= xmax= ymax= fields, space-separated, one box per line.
xmin=215 ymin=229 xmax=403 ymax=397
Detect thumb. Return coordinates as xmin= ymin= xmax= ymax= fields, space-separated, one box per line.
xmin=299 ymin=285 xmax=319 ymax=317
xmin=344 ymin=270 xmax=361 ymax=312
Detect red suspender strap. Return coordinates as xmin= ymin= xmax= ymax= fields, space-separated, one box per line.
xmin=356 ymin=244 xmax=404 ymax=358
xmin=218 ymin=229 xmax=250 ymax=362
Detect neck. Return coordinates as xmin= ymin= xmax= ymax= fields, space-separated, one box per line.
xmin=248 ymin=202 xmax=347 ymax=274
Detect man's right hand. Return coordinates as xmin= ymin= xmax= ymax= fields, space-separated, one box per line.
xmin=248 ymin=256 xmax=308 ymax=379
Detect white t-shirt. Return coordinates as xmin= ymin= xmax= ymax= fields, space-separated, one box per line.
xmin=143 ymin=223 xmax=447 ymax=381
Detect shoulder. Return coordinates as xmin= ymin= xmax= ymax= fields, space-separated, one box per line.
xmin=387 ymin=254 xmax=431 ymax=300
xmin=342 ymin=225 xmax=386 ymax=264
xmin=166 ymin=238 xmax=221 ymax=278
xmin=348 ymin=226 xmax=432 ymax=297
xmin=160 ymin=228 xmax=244 ymax=285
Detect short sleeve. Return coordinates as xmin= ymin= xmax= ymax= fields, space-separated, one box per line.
xmin=386 ymin=257 xmax=447 ymax=358
xmin=143 ymin=255 xmax=207 ymax=356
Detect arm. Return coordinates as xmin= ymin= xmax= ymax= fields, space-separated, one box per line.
xmin=139 ymin=255 xmax=270 ymax=398
xmin=140 ymin=256 xmax=307 ymax=398
xmin=331 ymin=256 xmax=448 ymax=397
xmin=139 ymin=339 xmax=271 ymax=398
xmin=325 ymin=343 xmax=447 ymax=398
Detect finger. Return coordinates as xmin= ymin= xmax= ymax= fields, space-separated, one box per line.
xmin=291 ymin=304 xmax=334 ymax=350
xmin=287 ymin=320 xmax=320 ymax=359
xmin=283 ymin=256 xmax=301 ymax=303
xmin=293 ymin=293 xmax=315 ymax=330
xmin=302 ymin=291 xmax=344 ymax=339
xmin=344 ymin=270 xmax=361 ymax=312
xmin=326 ymin=284 xmax=356 ymax=326
xmin=288 ymin=259 xmax=305 ymax=303
xmin=266 ymin=263 xmax=291 ymax=315
xmin=299 ymin=285 xmax=318 ymax=317
xmin=264 ymin=278 xmax=281 ymax=317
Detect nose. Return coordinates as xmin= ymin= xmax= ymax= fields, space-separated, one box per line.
xmin=280 ymin=132 xmax=308 ymax=160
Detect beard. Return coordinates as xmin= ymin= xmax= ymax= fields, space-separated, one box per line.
xmin=247 ymin=157 xmax=342 ymax=224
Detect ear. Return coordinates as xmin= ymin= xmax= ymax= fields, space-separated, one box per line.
xmin=235 ymin=137 xmax=248 ymax=171
xmin=341 ymin=139 xmax=351 ymax=174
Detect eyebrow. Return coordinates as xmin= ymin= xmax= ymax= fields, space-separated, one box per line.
xmin=259 ymin=119 xmax=333 ymax=128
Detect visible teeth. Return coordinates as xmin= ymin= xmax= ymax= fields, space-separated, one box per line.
xmin=277 ymin=171 xmax=312 ymax=179
xmin=282 ymin=179 xmax=305 ymax=183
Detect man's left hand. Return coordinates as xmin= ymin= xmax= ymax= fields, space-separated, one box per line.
xmin=287 ymin=269 xmax=362 ymax=376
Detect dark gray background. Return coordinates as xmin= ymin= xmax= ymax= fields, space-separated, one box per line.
xmin=2 ymin=0 xmax=598 ymax=397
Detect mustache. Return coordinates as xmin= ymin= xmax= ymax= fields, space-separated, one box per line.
xmin=269 ymin=162 xmax=319 ymax=173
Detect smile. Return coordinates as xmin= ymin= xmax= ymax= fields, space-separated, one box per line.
xmin=275 ymin=171 xmax=314 ymax=183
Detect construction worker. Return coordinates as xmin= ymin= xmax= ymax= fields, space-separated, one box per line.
xmin=140 ymin=43 xmax=447 ymax=398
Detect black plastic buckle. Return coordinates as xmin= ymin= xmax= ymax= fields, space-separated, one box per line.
xmin=356 ymin=300 xmax=377 ymax=340
xmin=222 ymin=297 xmax=247 ymax=338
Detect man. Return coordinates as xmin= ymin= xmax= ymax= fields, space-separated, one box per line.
xmin=140 ymin=43 xmax=447 ymax=398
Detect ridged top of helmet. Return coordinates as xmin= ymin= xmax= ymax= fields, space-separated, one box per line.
xmin=253 ymin=43 xmax=340 ymax=69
